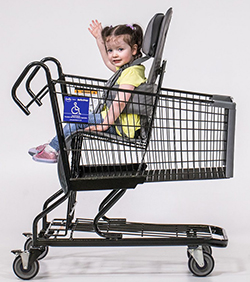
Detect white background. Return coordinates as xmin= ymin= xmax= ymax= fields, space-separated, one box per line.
xmin=0 ymin=0 xmax=249 ymax=281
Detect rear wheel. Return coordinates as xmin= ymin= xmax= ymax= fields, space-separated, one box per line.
xmin=188 ymin=252 xmax=214 ymax=277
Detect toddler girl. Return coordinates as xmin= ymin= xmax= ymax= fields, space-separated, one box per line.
xmin=29 ymin=20 xmax=146 ymax=163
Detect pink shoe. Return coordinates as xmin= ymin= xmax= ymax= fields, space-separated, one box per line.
xmin=28 ymin=143 xmax=48 ymax=156
xmin=32 ymin=146 xmax=58 ymax=163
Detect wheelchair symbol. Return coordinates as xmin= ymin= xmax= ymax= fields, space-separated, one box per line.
xmin=71 ymin=102 xmax=81 ymax=115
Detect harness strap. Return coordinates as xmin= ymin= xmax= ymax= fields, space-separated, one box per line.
xmin=94 ymin=56 xmax=151 ymax=114
xmin=93 ymin=64 xmax=129 ymax=114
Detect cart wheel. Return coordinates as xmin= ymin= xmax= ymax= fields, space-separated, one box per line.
xmin=187 ymin=245 xmax=212 ymax=258
xmin=13 ymin=255 xmax=39 ymax=280
xmin=188 ymin=252 xmax=214 ymax=277
xmin=24 ymin=238 xmax=49 ymax=260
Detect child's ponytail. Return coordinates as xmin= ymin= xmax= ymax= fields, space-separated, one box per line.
xmin=131 ymin=24 xmax=143 ymax=59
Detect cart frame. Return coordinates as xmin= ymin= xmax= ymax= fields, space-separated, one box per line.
xmin=11 ymin=8 xmax=236 ymax=279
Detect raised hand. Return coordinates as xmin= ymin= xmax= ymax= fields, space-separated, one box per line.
xmin=88 ymin=20 xmax=102 ymax=39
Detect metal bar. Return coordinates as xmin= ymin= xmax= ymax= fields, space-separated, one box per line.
xmin=93 ymin=189 xmax=126 ymax=239
xmin=42 ymin=189 xmax=64 ymax=231
xmin=35 ymin=236 xmax=228 ymax=248
xmin=225 ymin=107 xmax=236 ymax=177
xmin=32 ymin=192 xmax=70 ymax=247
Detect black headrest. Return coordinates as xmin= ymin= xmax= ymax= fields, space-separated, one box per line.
xmin=147 ymin=8 xmax=173 ymax=83
xmin=131 ymin=8 xmax=173 ymax=83
xmin=142 ymin=13 xmax=164 ymax=57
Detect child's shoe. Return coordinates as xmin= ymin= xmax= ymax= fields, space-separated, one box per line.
xmin=28 ymin=143 xmax=48 ymax=156
xmin=32 ymin=145 xmax=58 ymax=163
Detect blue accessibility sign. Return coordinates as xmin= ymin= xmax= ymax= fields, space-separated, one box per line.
xmin=63 ymin=96 xmax=89 ymax=123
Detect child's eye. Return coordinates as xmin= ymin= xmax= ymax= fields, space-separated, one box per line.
xmin=107 ymin=49 xmax=112 ymax=53
xmin=118 ymin=48 xmax=124 ymax=52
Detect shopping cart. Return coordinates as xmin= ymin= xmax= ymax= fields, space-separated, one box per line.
xmin=11 ymin=8 xmax=236 ymax=279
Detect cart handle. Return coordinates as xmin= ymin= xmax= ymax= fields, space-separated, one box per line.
xmin=25 ymin=57 xmax=64 ymax=108
xmin=11 ymin=61 xmax=53 ymax=115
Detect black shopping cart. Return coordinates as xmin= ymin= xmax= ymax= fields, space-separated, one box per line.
xmin=11 ymin=8 xmax=236 ymax=279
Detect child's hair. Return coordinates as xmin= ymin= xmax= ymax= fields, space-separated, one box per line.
xmin=101 ymin=24 xmax=143 ymax=60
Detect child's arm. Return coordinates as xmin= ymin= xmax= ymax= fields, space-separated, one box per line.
xmin=88 ymin=20 xmax=116 ymax=72
xmin=85 ymin=84 xmax=134 ymax=132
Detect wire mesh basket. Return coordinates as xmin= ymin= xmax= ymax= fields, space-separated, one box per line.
xmin=53 ymin=74 xmax=235 ymax=192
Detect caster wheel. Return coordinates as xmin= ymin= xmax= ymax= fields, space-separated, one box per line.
xmin=24 ymin=238 xmax=49 ymax=260
xmin=188 ymin=252 xmax=215 ymax=277
xmin=13 ymin=256 xmax=39 ymax=280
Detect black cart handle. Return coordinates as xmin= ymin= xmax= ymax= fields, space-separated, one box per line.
xmin=25 ymin=57 xmax=64 ymax=108
xmin=12 ymin=61 xmax=52 ymax=116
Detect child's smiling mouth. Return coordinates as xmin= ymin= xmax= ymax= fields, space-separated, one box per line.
xmin=113 ymin=59 xmax=121 ymax=64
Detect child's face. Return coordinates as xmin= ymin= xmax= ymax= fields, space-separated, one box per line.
xmin=106 ymin=35 xmax=137 ymax=67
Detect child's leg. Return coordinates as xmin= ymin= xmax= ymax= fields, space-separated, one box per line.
xmin=49 ymin=113 xmax=106 ymax=152
xmin=49 ymin=123 xmax=82 ymax=152
xmin=32 ymin=113 xmax=117 ymax=163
